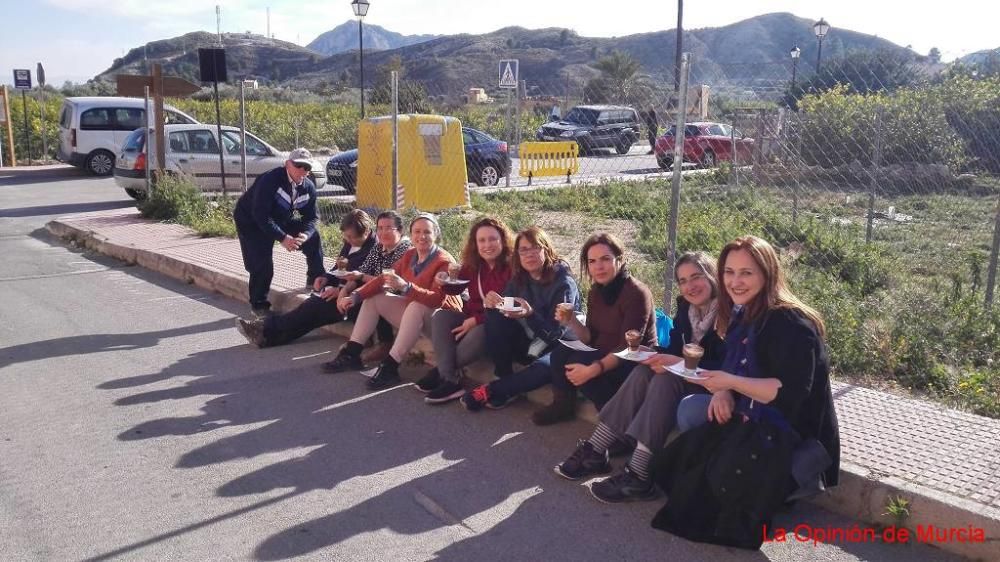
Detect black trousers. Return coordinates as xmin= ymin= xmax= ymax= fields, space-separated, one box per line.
xmin=263 ymin=296 xmax=394 ymax=347
xmin=549 ymin=344 xmax=635 ymax=410
xmin=237 ymin=220 xmax=325 ymax=310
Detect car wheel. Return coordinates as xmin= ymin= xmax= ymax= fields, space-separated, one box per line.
xmin=86 ymin=150 xmax=115 ymax=176
xmin=476 ymin=164 xmax=500 ymax=187
xmin=124 ymin=188 xmax=147 ymax=201
xmin=701 ymin=150 xmax=717 ymax=168
xmin=657 ymin=156 xmax=672 ymax=171
xmin=343 ymin=180 xmax=356 ymax=195
xmin=615 ymin=139 xmax=631 ymax=155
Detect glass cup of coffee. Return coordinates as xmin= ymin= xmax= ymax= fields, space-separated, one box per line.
xmin=336 ymin=257 xmax=349 ymax=271
xmin=624 ymin=329 xmax=641 ymax=353
xmin=556 ymin=302 xmax=574 ymax=323
xmin=682 ymin=343 xmax=704 ymax=373
xmin=382 ymin=268 xmax=395 ymax=290
xmin=448 ymin=262 xmax=461 ymax=281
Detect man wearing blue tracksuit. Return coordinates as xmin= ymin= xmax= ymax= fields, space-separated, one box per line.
xmin=234 ymin=148 xmax=325 ymax=316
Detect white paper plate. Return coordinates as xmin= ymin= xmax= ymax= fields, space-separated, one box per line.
xmin=613 ymin=348 xmax=656 ymax=361
xmin=666 ymin=362 xmax=707 ymax=380
xmin=330 ymin=269 xmax=353 ymax=278
xmin=497 ymin=305 xmax=525 ymax=313
xmin=559 ymin=339 xmax=597 ymax=352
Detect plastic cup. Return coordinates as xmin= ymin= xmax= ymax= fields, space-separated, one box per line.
xmin=683 ymin=343 xmax=704 ymax=371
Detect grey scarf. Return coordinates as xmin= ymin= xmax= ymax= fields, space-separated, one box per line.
xmin=689 ymin=299 xmax=719 ymax=344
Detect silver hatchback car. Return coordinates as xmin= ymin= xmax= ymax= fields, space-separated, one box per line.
xmin=113 ymin=124 xmax=327 ymax=199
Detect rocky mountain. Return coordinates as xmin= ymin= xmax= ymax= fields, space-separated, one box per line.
xmin=96 ymin=13 xmax=914 ymax=96
xmin=306 ymin=21 xmax=438 ymax=56
xmin=96 ymin=31 xmax=322 ymax=84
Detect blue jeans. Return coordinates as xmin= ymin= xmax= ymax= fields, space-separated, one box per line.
xmin=485 ymin=310 xmax=554 ymax=401
xmin=676 ymin=394 xmax=712 ymax=433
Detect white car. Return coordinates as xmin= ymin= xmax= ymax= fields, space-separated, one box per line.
xmin=57 ymin=96 xmax=199 ymax=176
xmin=113 ymin=124 xmax=327 ymax=199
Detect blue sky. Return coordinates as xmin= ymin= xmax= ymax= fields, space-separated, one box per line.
xmin=1 ymin=0 xmax=996 ymax=86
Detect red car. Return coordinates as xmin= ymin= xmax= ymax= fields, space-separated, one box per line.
xmin=654 ymin=122 xmax=754 ymax=170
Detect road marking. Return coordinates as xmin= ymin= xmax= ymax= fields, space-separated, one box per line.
xmin=413 ymin=489 xmax=474 ymax=533
xmin=292 ymin=350 xmax=332 ymax=361
xmin=491 ymin=432 xmax=523 ymax=447
xmin=147 ymin=294 xmax=210 ymax=302
xmin=311 ymin=383 xmax=413 ymax=413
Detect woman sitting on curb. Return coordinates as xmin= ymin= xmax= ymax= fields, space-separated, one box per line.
xmin=554 ymin=251 xmax=726 ymax=503
xmin=460 ymin=226 xmax=581 ymax=411
xmin=417 ymin=216 xmax=515 ymax=405
xmin=532 ymin=232 xmax=656 ymax=426
xmin=650 ymin=236 xmax=840 ymax=549
xmin=235 ymin=209 xmax=382 ymax=348
xmin=321 ymin=213 xmax=462 ymax=390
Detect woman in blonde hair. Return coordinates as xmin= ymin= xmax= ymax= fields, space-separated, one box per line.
xmin=650 ymin=235 xmax=840 ymax=549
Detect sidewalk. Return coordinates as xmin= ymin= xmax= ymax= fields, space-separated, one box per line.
xmin=48 ymin=208 xmax=999 ymax=561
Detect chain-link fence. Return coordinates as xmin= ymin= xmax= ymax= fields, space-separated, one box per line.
xmin=318 ymin=52 xmax=1000 ymax=418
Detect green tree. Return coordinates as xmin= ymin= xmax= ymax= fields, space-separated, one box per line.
xmin=928 ymin=47 xmax=942 ymax=64
xmin=368 ymin=55 xmax=430 ymax=113
xmin=785 ymin=50 xmax=919 ymax=109
xmin=583 ymin=50 xmax=650 ymax=105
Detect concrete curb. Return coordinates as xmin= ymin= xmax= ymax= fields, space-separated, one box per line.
xmin=46 ymin=217 xmax=999 ymax=561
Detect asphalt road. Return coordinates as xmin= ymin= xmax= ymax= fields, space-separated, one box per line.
xmin=0 ymin=166 xmax=961 ymax=561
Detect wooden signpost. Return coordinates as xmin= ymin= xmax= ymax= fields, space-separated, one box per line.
xmin=0 ymin=86 xmax=15 ymax=167
xmin=116 ymin=65 xmax=200 ymax=174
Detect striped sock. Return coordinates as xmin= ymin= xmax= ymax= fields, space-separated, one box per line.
xmin=587 ymin=423 xmax=620 ymax=454
xmin=627 ymin=442 xmax=653 ymax=481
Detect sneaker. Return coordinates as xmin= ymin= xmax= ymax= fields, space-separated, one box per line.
xmin=461 ymin=384 xmax=491 ymax=412
xmin=485 ymin=393 xmax=519 ymax=410
xmin=361 ymin=342 xmax=391 ymax=364
xmin=414 ymin=368 xmax=441 ymax=393
xmin=366 ymin=361 xmax=401 ymax=390
xmin=321 ymin=352 xmax=363 ymax=374
xmin=425 ymin=381 xmax=464 ymax=404
xmin=590 ymin=467 xmax=656 ymax=503
xmin=235 ymin=317 xmax=266 ymax=348
xmin=554 ymin=440 xmax=611 ymax=481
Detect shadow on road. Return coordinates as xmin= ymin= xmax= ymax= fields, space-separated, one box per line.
xmin=0 ymin=165 xmax=100 ymax=186
xmin=0 ymin=199 xmax=136 ymax=218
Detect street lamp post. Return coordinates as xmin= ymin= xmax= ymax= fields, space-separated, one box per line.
xmin=813 ymin=18 xmax=830 ymax=73
xmin=351 ymin=0 xmax=370 ymax=119
xmin=790 ymin=46 xmax=801 ymax=92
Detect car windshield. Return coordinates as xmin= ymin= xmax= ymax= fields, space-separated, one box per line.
xmin=665 ymin=125 xmax=702 ymax=137
xmin=562 ymin=108 xmax=600 ymax=125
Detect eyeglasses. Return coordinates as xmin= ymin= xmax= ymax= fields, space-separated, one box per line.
xmin=517 ymin=245 xmax=542 ymax=256
xmin=677 ymin=272 xmax=707 ymax=287
xmin=292 ymin=162 xmax=312 ymax=172
xmin=376 ymin=226 xmax=399 ymax=232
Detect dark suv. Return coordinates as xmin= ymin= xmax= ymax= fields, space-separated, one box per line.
xmin=536 ymin=105 xmax=640 ymax=155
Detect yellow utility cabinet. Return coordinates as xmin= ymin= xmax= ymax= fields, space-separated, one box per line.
xmin=355 ymin=114 xmax=469 ymax=211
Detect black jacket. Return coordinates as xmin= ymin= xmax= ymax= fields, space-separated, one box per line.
xmin=234 ymin=166 xmax=317 ymax=241
xmin=658 ymin=298 xmax=726 ymax=370
xmin=324 ymin=232 xmax=376 ymax=286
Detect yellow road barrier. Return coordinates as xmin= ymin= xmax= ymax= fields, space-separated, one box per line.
xmin=518 ymin=141 xmax=579 ymax=186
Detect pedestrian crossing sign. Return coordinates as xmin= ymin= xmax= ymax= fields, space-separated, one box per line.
xmin=498 ymin=59 xmax=518 ymax=89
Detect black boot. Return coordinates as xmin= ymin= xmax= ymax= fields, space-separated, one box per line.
xmin=321 ymin=341 xmax=364 ymax=373
xmin=531 ymin=387 xmax=577 ymax=426
xmin=367 ymin=356 xmax=401 ymax=390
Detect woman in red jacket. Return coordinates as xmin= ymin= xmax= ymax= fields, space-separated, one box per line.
xmin=321 ymin=213 xmax=462 ymax=389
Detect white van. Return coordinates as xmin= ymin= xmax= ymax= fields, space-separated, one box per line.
xmin=57 ymin=97 xmax=199 ymax=176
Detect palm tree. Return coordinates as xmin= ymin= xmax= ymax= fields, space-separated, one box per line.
xmin=587 ymin=50 xmax=650 ymax=105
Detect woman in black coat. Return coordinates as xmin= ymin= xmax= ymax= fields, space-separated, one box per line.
xmin=553 ymin=251 xmax=727 ymax=504
xmin=651 ymin=235 xmax=840 ymax=549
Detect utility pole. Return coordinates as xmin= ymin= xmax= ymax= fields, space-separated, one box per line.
xmin=674 ymin=0 xmax=683 ymax=93
xmin=216 ymin=5 xmax=223 ymax=46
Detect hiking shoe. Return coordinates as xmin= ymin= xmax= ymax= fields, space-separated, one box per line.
xmin=425 ymin=381 xmax=464 ymax=404
xmin=485 ymin=393 xmax=519 ymax=410
xmin=415 ymin=368 xmax=442 ymax=393
xmin=590 ymin=467 xmax=656 ymax=503
xmin=321 ymin=352 xmax=362 ymax=374
xmin=554 ymin=440 xmax=611 ymax=481
xmin=235 ymin=317 xmax=267 ymax=348
xmin=461 ymin=384 xmax=491 ymax=412
xmin=366 ymin=361 xmax=401 ymax=390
